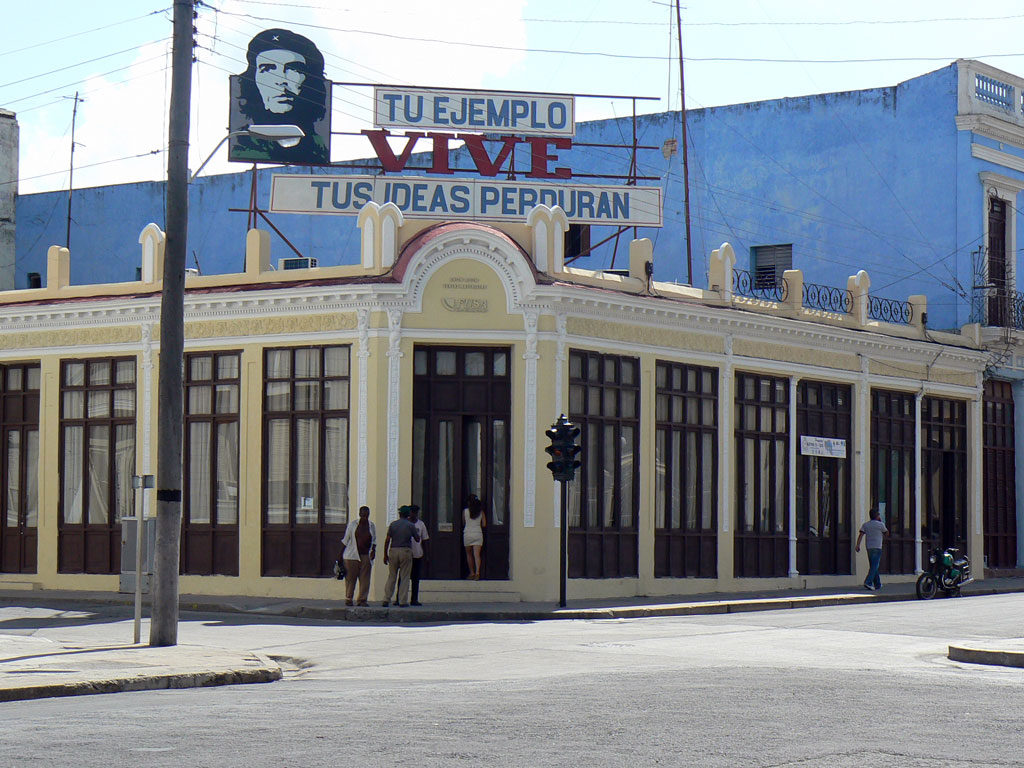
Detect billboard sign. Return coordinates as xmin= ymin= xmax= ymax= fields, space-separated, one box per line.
xmin=269 ymin=174 xmax=663 ymax=226
xmin=374 ymin=86 xmax=575 ymax=137
xmin=229 ymin=28 xmax=332 ymax=164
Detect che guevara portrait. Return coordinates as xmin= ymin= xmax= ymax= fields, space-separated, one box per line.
xmin=228 ymin=28 xmax=331 ymax=164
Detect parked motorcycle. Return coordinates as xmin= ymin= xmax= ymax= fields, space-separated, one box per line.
xmin=915 ymin=547 xmax=973 ymax=599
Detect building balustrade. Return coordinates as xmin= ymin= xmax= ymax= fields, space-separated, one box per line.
xmin=732 ymin=268 xmax=788 ymax=302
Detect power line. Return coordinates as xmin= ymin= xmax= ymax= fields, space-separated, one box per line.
xmin=0 ymin=40 xmax=167 ymax=91
xmin=0 ymin=7 xmax=170 ymax=59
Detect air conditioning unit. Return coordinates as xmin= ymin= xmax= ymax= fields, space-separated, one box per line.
xmin=278 ymin=257 xmax=318 ymax=271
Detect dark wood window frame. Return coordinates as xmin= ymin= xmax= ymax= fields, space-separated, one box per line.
xmin=795 ymin=380 xmax=852 ymax=576
xmin=568 ymin=350 xmax=639 ymax=579
xmin=261 ymin=345 xmax=350 ymax=578
xmin=921 ymin=395 xmax=968 ymax=556
xmin=870 ymin=389 xmax=917 ymax=575
xmin=734 ymin=371 xmax=789 ymax=578
xmin=58 ymin=357 xmax=136 ymax=574
xmin=1 ymin=363 xmax=40 ymax=574
xmin=183 ymin=350 xmax=241 ymax=576
xmin=983 ymin=380 xmax=1017 ymax=569
xmin=654 ymin=360 xmax=717 ymax=578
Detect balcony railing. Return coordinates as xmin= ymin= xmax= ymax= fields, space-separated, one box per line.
xmin=868 ymin=295 xmax=913 ymax=325
xmin=732 ymin=268 xmax=788 ymax=303
xmin=802 ymin=281 xmax=852 ymax=314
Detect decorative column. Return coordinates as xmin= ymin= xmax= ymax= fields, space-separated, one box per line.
xmin=853 ymin=354 xmax=870 ymax=581
xmin=788 ymin=376 xmax=798 ymax=578
xmin=717 ymin=334 xmax=734 ymax=578
xmin=971 ymin=379 xmax=984 ymax=546
xmin=357 ymin=308 xmax=370 ymax=509
xmin=385 ymin=308 xmax=403 ymax=523
xmin=522 ymin=308 xmax=539 ymax=528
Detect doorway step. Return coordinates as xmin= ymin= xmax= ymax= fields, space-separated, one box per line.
xmin=985 ymin=567 xmax=1024 ymax=578
xmin=419 ymin=582 xmax=521 ymax=603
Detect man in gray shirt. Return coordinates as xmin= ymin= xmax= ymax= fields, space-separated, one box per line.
xmin=382 ymin=505 xmax=421 ymax=607
xmin=855 ymin=508 xmax=888 ymax=591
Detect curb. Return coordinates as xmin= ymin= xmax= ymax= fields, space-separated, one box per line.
xmin=948 ymin=645 xmax=1024 ymax=669
xmin=0 ymin=654 xmax=281 ymax=703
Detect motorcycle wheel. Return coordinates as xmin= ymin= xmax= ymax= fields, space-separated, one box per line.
xmin=916 ymin=572 xmax=938 ymax=600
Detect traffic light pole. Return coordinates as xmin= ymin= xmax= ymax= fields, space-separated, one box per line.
xmin=559 ymin=478 xmax=568 ymax=608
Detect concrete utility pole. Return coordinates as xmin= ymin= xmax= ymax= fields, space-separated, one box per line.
xmin=150 ymin=0 xmax=194 ymax=647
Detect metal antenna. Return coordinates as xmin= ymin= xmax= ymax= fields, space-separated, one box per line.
xmin=65 ymin=91 xmax=84 ymax=249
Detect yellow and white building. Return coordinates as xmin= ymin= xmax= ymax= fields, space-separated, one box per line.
xmin=0 ymin=204 xmax=990 ymax=601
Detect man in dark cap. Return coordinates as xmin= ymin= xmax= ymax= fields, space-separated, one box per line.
xmin=382 ymin=505 xmax=421 ymax=607
xmin=229 ymin=28 xmax=330 ymax=163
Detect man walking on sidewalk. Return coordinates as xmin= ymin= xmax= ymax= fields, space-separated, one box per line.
xmin=406 ymin=506 xmax=430 ymax=606
xmin=382 ymin=505 xmax=420 ymax=607
xmin=855 ymin=508 xmax=888 ymax=591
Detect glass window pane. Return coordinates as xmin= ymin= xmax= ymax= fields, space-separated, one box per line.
xmin=6 ymin=431 xmax=20 ymax=527
xmin=414 ymin=349 xmax=428 ymax=376
xmin=88 ymin=391 xmax=110 ymax=419
xmin=603 ymin=389 xmax=616 ymax=418
xmin=324 ymin=380 xmax=348 ymax=411
xmin=217 ymin=354 xmax=240 ymax=380
xmin=620 ymin=425 xmax=634 ymax=528
xmin=65 ymin=362 xmax=85 ymax=387
xmin=87 ymin=425 xmax=110 ymax=524
xmin=265 ymin=419 xmax=290 ymax=524
xmin=265 ymin=381 xmax=290 ymax=412
xmin=656 ymin=394 xmax=668 ymax=422
xmin=189 ymin=422 xmax=212 ymax=524
xmin=586 ymin=426 xmax=599 ymax=527
xmin=295 ymin=348 xmax=320 ymax=378
xmin=465 ymin=352 xmax=485 ymax=376
xmin=115 ymin=360 xmax=135 ymax=385
xmin=437 ymin=421 xmax=455 ymax=527
xmin=685 ymin=431 xmax=697 ymax=529
xmin=621 ymin=392 xmax=636 ymax=419
xmin=701 ymin=433 xmax=714 ymax=529
xmin=774 ymin=440 xmax=786 ymax=532
xmin=569 ymin=352 xmax=582 ymax=380
xmin=324 ymin=346 xmax=348 ymax=377
xmin=569 ymin=384 xmax=584 ymax=414
xmin=437 ymin=351 xmax=456 ymax=375
xmin=8 ymin=368 xmax=22 ymax=391
xmin=89 ymin=361 xmax=111 ymax=386
xmin=62 ymin=425 xmax=84 ymax=524
xmin=63 ymin=391 xmax=84 ymax=419
xmin=294 ymin=418 xmax=319 ymax=524
xmin=27 ymin=367 xmax=41 ymax=391
xmin=215 ymin=385 xmax=239 ymax=414
xmin=114 ymin=424 xmax=135 ymax=525
xmin=491 ymin=419 xmax=507 ymax=526
xmin=25 ymin=430 xmax=39 ymax=528
xmin=412 ymin=418 xmax=426 ymax=510
xmin=113 ymin=389 xmax=135 ymax=418
xmin=215 ymin=422 xmax=239 ymax=525
xmin=323 ymin=417 xmax=348 ymax=526
xmin=266 ymin=349 xmax=291 ymax=379
xmin=671 ymin=430 xmax=682 ymax=528
xmin=493 ymin=352 xmax=507 ymax=377
xmin=189 ymin=386 xmax=212 ymax=415
xmin=655 ymin=429 xmax=666 ymax=528
xmin=621 ymin=359 xmax=636 ymax=386
xmin=465 ymin=420 xmax=482 ymax=499
xmin=190 ymin=356 xmax=213 ymax=381
xmin=295 ymin=381 xmax=320 ymax=411
xmin=603 ymin=424 xmax=616 ymax=527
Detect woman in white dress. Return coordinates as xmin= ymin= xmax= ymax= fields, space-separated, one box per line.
xmin=462 ymin=494 xmax=486 ymax=579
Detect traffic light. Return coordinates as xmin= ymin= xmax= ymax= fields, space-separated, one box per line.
xmin=545 ymin=414 xmax=581 ymax=482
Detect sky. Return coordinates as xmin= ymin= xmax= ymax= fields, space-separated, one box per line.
xmin=3 ymin=0 xmax=1024 ymax=195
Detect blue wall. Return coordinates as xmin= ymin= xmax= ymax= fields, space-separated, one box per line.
xmin=16 ymin=62 xmax=1024 ymax=329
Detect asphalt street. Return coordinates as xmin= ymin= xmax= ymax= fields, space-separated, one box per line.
xmin=3 ymin=594 xmax=1024 ymax=767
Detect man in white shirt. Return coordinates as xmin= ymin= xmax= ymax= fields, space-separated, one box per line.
xmin=855 ymin=508 xmax=888 ymax=591
xmin=407 ymin=506 xmax=430 ymax=606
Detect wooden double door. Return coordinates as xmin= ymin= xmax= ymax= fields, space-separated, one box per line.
xmin=412 ymin=346 xmax=511 ymax=580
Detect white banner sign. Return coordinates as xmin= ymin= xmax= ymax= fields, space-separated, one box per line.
xmin=374 ymin=87 xmax=575 ymax=137
xmin=799 ymin=436 xmax=847 ymax=459
xmin=269 ymin=174 xmax=663 ymax=226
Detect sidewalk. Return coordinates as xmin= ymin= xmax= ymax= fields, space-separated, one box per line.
xmin=3 ymin=576 xmax=1024 ymax=702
